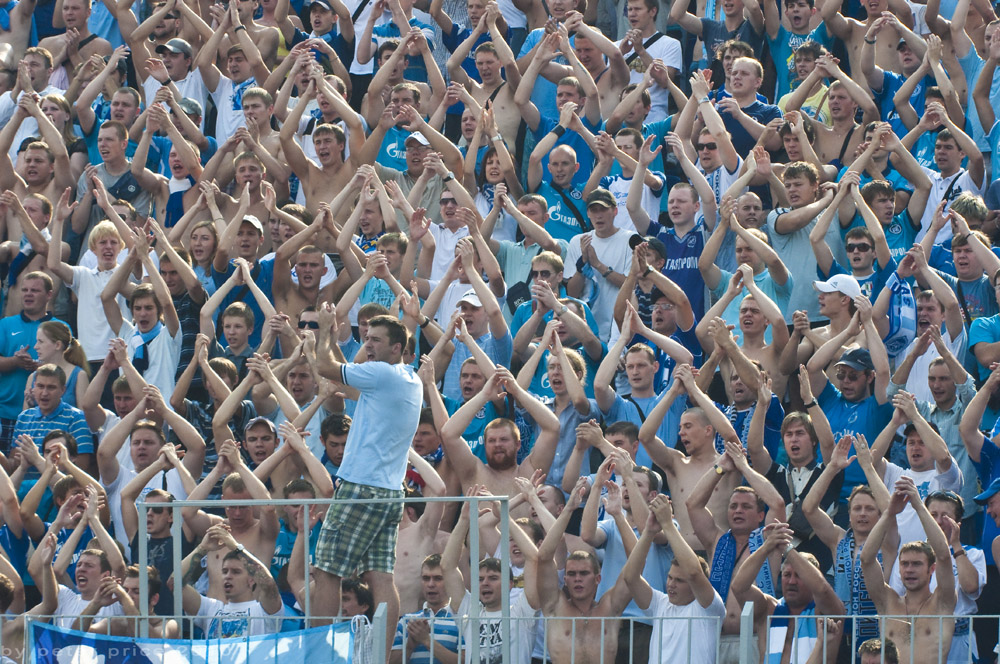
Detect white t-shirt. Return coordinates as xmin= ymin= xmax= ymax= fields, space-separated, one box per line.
xmin=901 ymin=326 xmax=968 ymax=403
xmin=883 ymin=460 xmax=963 ymax=546
xmin=56 ymin=586 xmax=122 ymax=629
xmin=428 ymin=223 xmax=471 ymax=283
xmin=142 ymin=69 xmax=210 ymax=132
xmin=563 ymin=229 xmax=633 ymax=339
xmin=643 ymin=587 xmax=726 ymax=664
xmin=456 ymin=591 xmax=536 ymax=664
xmin=118 ymin=319 xmax=182 ymax=398
xmin=603 ymin=173 xmax=663 ymax=233
xmin=0 ymin=86 xmax=65 ymax=163
xmin=917 ymin=166 xmax=986 ymax=242
xmin=210 ymin=76 xmax=256 ymax=142
xmin=616 ymin=33 xmax=683 ymax=123
xmin=69 ymin=266 xmax=129 ymax=361
xmin=195 ymin=595 xmax=282 ymax=638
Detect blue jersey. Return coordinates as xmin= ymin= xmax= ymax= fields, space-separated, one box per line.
xmin=656 ymin=222 xmax=708 ymax=319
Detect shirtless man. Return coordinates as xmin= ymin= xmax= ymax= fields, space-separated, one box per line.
xmin=820 ymin=0 xmax=918 ymax=80
xmin=280 ymin=77 xmax=364 ymax=214
xmin=527 ymin=481 xmax=632 ymax=664
xmin=0 ymin=94 xmax=75 ymax=204
xmin=180 ymin=439 xmax=280 ymax=600
xmin=861 ymin=476 xmax=956 ymax=664
xmin=272 ymin=211 xmax=337 ymax=319
xmin=0 ymin=0 xmax=36 ymax=68
xmin=37 ymin=0 xmax=111 ymax=85
xmin=779 ymin=275 xmax=861 ymax=378
xmin=637 ymin=365 xmax=741 ymax=548
xmin=393 ymin=448 xmax=448 ymax=615
xmin=439 ymin=367 xmax=560 ymax=518
xmin=688 ymin=440 xmax=786 ymax=636
xmin=446 ymin=7 xmax=522 ymax=142
xmin=783 ymin=54 xmax=879 ymax=167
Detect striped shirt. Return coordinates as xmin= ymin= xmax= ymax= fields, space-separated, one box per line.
xmin=392 ymin=604 xmax=461 ymax=663
xmin=15 ymin=402 xmax=94 ymax=455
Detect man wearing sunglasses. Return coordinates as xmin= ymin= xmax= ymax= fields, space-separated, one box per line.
xmin=805 ymin=331 xmax=893 ymax=509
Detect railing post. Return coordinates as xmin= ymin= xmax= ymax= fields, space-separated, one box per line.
xmin=138 ymin=500 xmax=149 ymax=638
xmin=372 ymin=603 xmax=387 ymax=664
xmin=739 ymin=602 xmax=755 ymax=664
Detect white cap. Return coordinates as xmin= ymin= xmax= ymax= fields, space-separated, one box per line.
xmin=813 ymin=274 xmax=861 ymax=299
xmin=457 ymin=288 xmax=482 ymax=308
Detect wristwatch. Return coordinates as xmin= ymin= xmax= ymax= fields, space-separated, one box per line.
xmin=714 ymin=464 xmax=725 ymax=475
xmin=235 ymin=543 xmax=246 ymax=554
xmin=555 ymin=304 xmax=569 ymax=318
xmin=602 ymin=266 xmax=614 ymax=278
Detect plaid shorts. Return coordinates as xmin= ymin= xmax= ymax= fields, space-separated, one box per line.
xmin=315 ymin=480 xmax=405 ymax=577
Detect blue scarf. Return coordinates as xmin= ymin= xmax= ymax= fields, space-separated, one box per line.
xmin=132 ymin=321 xmax=163 ymax=373
xmin=709 ymin=527 xmax=773 ymax=599
xmin=768 ymin=601 xmax=817 ymax=664
xmin=883 ymin=272 xmax=917 ymax=359
xmin=833 ymin=528 xmax=880 ymax=644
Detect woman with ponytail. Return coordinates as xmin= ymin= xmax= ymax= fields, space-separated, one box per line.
xmin=25 ymin=321 xmax=91 ymax=408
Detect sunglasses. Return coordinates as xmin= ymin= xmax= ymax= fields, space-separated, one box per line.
xmin=439 ymin=198 xmax=458 ymax=206
xmin=927 ymin=490 xmax=961 ymax=502
xmin=696 ymin=143 xmax=718 ymax=151
xmin=149 ymin=506 xmax=168 ymax=514
xmin=164 ymin=13 xmax=179 ymax=18
xmin=530 ymin=269 xmax=553 ymax=279
xmin=835 ymin=371 xmax=865 ymax=382
xmin=298 ymin=320 xmax=320 ymax=329
xmin=846 ymin=242 xmax=872 ymax=253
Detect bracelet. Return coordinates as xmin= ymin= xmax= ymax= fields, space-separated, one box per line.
xmin=642 ymin=266 xmax=652 ymax=277
xmin=235 ymin=25 xmax=247 ymax=32
xmin=576 ymin=256 xmax=586 ymax=272
xmin=698 ymin=96 xmax=711 ymax=105
xmin=864 ymin=37 xmax=876 ymax=44
xmin=802 ymin=400 xmax=817 ymax=409
xmin=420 ymin=316 xmax=431 ymax=329
xmin=491 ymin=134 xmax=503 ymax=142
xmin=602 ymin=266 xmax=614 ymax=278
xmin=952 ymin=547 xmax=967 ymax=558
xmin=551 ymin=125 xmax=567 ymax=138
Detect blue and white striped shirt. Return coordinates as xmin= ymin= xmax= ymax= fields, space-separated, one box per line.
xmin=392 ymin=604 xmax=461 ymax=663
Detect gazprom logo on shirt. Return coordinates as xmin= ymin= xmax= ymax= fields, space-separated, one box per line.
xmin=387 ymin=143 xmax=406 ymax=160
xmin=547 ymin=205 xmax=582 ymax=229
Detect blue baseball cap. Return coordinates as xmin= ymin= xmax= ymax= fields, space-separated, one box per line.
xmin=975 ymin=477 xmax=1000 ymax=505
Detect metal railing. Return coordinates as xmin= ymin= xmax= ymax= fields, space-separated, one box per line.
xmin=136 ymin=495 xmax=513 ymax=663
xmin=762 ymin=612 xmax=983 ymax=664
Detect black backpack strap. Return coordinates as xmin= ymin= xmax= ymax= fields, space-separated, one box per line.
xmin=553 ymin=184 xmax=591 ymax=233
xmin=625 ymin=33 xmax=665 ymax=66
xmin=621 ymin=393 xmax=647 ymax=422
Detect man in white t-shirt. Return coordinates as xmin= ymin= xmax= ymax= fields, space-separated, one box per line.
xmin=180 ymin=524 xmax=284 ymax=638
xmin=564 ymin=189 xmax=633 ymax=339
xmin=193 ymin=3 xmax=270 ymax=141
xmin=442 ymin=501 xmax=536 ymax=664
xmin=873 ymin=392 xmax=963 ymax=546
xmin=616 ymin=0 xmax=682 ymax=122
xmin=102 ymin=246 xmax=183 ymax=398
xmin=625 ymin=494 xmax=725 ymax=664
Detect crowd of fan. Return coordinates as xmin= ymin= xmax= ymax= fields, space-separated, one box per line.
xmin=4 ymin=0 xmax=1000 ymax=661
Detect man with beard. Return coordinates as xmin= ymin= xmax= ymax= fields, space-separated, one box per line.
xmin=439 ymin=367 xmax=560 ymax=519
xmin=861 ymin=477 xmax=956 ymax=664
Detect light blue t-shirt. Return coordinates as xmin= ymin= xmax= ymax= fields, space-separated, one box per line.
xmin=338 ymin=361 xmax=423 ymax=490
xmin=767 ymin=24 xmax=832 ymax=100
xmin=595 ymin=516 xmax=674 ymax=623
